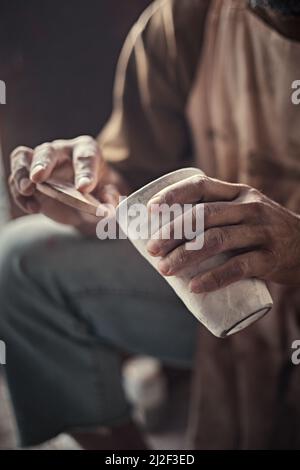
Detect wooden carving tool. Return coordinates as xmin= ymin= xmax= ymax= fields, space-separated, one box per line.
xmin=36 ymin=180 xmax=100 ymax=216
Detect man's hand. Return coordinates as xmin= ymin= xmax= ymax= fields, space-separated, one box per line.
xmin=146 ymin=175 xmax=300 ymax=292
xmin=9 ymin=136 xmax=123 ymax=229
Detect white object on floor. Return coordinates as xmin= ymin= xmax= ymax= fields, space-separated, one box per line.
xmin=122 ymin=356 xmax=167 ymax=430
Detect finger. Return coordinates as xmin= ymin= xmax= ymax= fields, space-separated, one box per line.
xmin=157 ymin=224 xmax=267 ymax=276
xmin=72 ymin=136 xmax=102 ymax=193
xmin=10 ymin=179 xmax=40 ymax=214
xmin=30 ymin=143 xmax=61 ymax=183
xmin=147 ymin=201 xmax=248 ymax=257
xmin=10 ymin=146 xmax=35 ymax=196
xmin=99 ymin=184 xmax=120 ymax=207
xmin=34 ymin=191 xmax=83 ymax=226
xmin=148 ymin=175 xmax=244 ymax=211
xmin=189 ymin=250 xmax=273 ymax=293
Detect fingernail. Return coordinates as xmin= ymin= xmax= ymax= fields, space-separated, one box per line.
xmin=147 ymin=241 xmax=159 ymax=256
xmin=30 ymin=164 xmax=46 ymax=179
xmin=20 ymin=178 xmax=32 ymax=192
xmin=76 ymin=176 xmax=92 ymax=190
xmin=158 ymin=260 xmax=170 ymax=275
xmin=192 ymin=286 xmax=202 ymax=294
xmin=190 ymin=279 xmax=205 ymax=294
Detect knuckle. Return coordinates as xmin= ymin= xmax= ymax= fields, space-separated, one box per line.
xmin=174 ymin=245 xmax=187 ymax=268
xmin=239 ymin=183 xmax=251 ymax=192
xmin=33 ymin=143 xmax=54 ymax=164
xmin=233 ymin=257 xmax=248 ymax=276
xmin=10 ymin=146 xmax=31 ymax=160
xmin=217 ymin=229 xmax=228 ymax=246
xmin=239 ymin=183 xmax=256 ymax=197
xmin=52 ymin=139 xmax=65 ymax=145
xmin=239 ymin=184 xmax=256 ymax=199
xmin=11 ymin=158 xmax=26 ymax=174
xmin=75 ymin=154 xmax=95 ymax=166
xmin=205 ymin=230 xmax=219 ymax=250
xmin=247 ymin=201 xmax=264 ymax=215
xmin=73 ymin=138 xmax=100 ymax=162
xmin=34 ymin=142 xmax=52 ymax=153
xmin=76 ymin=135 xmax=95 ymax=145
xmin=247 ymin=187 xmax=262 ymax=200
xmin=51 ymin=139 xmax=71 ymax=151
xmin=75 ymin=136 xmax=98 ymax=151
xmin=161 ymin=189 xmax=175 ymax=206
xmin=249 ymin=186 xmax=260 ymax=195
xmin=206 ymin=228 xmax=228 ymax=250
xmin=10 ymin=148 xmax=32 ymax=173
xmin=192 ymin=174 xmax=209 ymax=191
xmin=205 ymin=271 xmax=223 ymax=289
xmin=204 ymin=203 xmax=221 ymax=221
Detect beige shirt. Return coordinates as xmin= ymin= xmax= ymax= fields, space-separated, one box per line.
xmin=100 ymin=0 xmax=300 ymax=449
xmin=188 ymin=0 xmax=300 ymax=212
xmin=187 ymin=0 xmax=300 ymax=449
xmin=99 ymin=0 xmax=209 ymax=188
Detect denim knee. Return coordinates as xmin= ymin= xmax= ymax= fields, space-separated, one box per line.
xmin=0 ymin=215 xmax=69 ymax=327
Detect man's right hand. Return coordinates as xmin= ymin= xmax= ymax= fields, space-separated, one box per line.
xmin=9 ymin=136 xmax=122 ymax=229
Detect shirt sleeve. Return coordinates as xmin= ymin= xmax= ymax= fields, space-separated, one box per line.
xmin=98 ymin=0 xmax=209 ymax=190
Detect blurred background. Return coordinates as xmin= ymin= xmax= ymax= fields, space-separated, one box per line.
xmin=0 ymin=0 xmax=151 ymax=218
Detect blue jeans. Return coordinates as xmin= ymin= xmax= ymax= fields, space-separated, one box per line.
xmin=0 ymin=215 xmax=197 ymax=446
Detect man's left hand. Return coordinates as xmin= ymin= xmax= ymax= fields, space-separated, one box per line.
xmin=146 ymin=175 xmax=300 ymax=293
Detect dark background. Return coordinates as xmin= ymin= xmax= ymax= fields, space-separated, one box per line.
xmin=0 ymin=0 xmax=151 ymax=210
